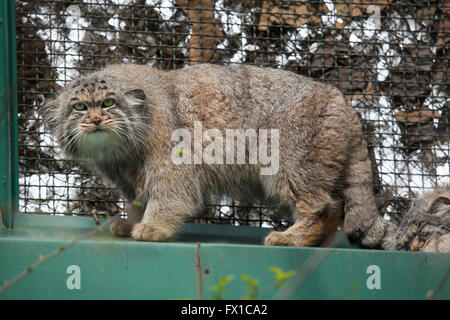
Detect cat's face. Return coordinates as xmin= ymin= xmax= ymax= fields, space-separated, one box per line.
xmin=414 ymin=194 xmax=450 ymax=252
xmin=43 ymin=74 xmax=149 ymax=162
xmin=393 ymin=188 xmax=450 ymax=252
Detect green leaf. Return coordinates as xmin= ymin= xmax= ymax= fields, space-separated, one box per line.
xmin=209 ymin=275 xmax=234 ymax=300
xmin=210 ymin=285 xmax=220 ymax=292
xmin=209 ymin=275 xmax=234 ymax=292
xmin=218 ymin=275 xmax=235 ymax=287
xmin=241 ymin=274 xmax=259 ymax=287
xmin=269 ymin=267 xmax=295 ymax=284
xmin=132 ymin=201 xmax=142 ymax=207
xmin=269 ymin=266 xmax=281 ymax=276
xmin=178 ymin=149 xmax=186 ymax=158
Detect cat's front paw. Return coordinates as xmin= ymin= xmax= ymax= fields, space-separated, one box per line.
xmin=131 ymin=223 xmax=174 ymax=242
xmin=264 ymin=231 xmax=297 ymax=246
xmin=110 ymin=218 xmax=133 ymax=237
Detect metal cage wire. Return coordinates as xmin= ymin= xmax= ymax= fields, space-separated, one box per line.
xmin=15 ymin=0 xmax=449 ymax=229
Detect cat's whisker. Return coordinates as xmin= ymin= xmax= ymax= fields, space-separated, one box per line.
xmin=105 ymin=121 xmax=137 ymax=149
xmin=112 ymin=125 xmax=143 ymax=154
xmin=64 ymin=130 xmax=84 ymax=151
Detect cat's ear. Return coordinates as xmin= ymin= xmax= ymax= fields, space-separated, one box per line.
xmin=124 ymin=88 xmax=146 ymax=107
xmin=426 ymin=195 xmax=450 ymax=215
xmin=41 ymin=99 xmax=58 ymax=132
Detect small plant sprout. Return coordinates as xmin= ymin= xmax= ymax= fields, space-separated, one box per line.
xmin=269 ymin=266 xmax=295 ymax=287
xmin=241 ymin=274 xmax=259 ymax=300
xmin=206 ymin=267 xmax=295 ymax=300
xmin=209 ymin=275 xmax=235 ymax=300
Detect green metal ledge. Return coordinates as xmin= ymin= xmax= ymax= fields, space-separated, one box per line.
xmin=0 ymin=214 xmax=449 ymax=300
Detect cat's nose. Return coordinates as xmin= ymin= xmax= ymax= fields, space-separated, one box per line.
xmin=92 ymin=116 xmax=102 ymax=125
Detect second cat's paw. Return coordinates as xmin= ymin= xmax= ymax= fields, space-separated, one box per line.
xmin=131 ymin=223 xmax=174 ymax=242
xmin=110 ymin=218 xmax=133 ymax=237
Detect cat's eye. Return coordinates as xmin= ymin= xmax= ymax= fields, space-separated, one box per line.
xmin=102 ymin=98 xmax=115 ymax=108
xmin=73 ymin=102 xmax=87 ymax=111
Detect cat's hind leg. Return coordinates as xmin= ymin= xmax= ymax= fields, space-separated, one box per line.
xmin=341 ymin=134 xmax=395 ymax=249
xmin=264 ymin=193 xmax=343 ymax=247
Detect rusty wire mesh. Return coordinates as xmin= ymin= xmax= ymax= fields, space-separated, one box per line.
xmin=16 ymin=0 xmax=449 ymax=229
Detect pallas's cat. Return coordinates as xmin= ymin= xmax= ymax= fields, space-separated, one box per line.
xmin=43 ymin=63 xmax=393 ymax=248
xmin=388 ymin=186 xmax=450 ymax=252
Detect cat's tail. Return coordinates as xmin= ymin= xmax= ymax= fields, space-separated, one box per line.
xmin=342 ymin=131 xmax=396 ymax=249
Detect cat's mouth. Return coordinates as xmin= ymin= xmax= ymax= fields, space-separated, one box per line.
xmin=84 ymin=125 xmax=109 ymax=134
xmin=90 ymin=126 xmax=105 ymax=133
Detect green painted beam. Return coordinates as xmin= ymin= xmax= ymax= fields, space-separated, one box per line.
xmin=199 ymin=243 xmax=450 ymax=299
xmin=0 ymin=0 xmax=18 ymax=229
xmin=0 ymin=214 xmax=449 ymax=299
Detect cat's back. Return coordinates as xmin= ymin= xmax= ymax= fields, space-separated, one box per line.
xmin=100 ymin=63 xmax=331 ymax=107
xmin=97 ymin=63 xmax=348 ymax=130
xmin=167 ymin=63 xmax=335 ymax=128
xmin=169 ymin=63 xmax=323 ymax=101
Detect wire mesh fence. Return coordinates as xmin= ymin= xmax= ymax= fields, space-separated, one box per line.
xmin=15 ymin=0 xmax=449 ymax=229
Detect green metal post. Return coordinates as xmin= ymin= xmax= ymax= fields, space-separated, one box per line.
xmin=0 ymin=0 xmax=18 ymax=228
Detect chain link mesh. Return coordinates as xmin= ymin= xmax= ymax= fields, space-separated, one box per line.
xmin=16 ymin=0 xmax=449 ymax=229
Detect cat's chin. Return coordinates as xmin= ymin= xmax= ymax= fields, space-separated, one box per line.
xmin=76 ymin=131 xmax=128 ymax=162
